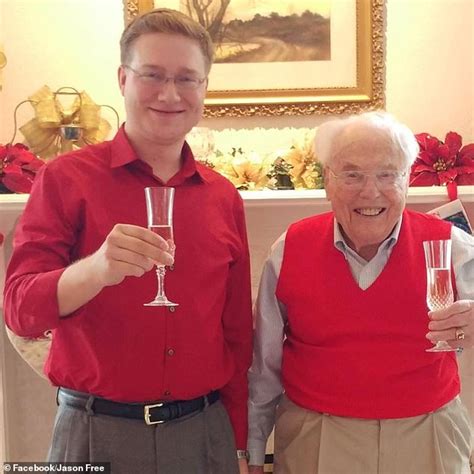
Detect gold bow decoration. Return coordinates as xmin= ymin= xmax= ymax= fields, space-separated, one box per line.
xmin=13 ymin=86 xmax=119 ymax=160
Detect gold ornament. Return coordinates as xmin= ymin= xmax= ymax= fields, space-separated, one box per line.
xmin=12 ymin=86 xmax=119 ymax=160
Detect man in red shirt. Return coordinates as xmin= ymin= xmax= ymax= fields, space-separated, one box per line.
xmin=4 ymin=9 xmax=252 ymax=474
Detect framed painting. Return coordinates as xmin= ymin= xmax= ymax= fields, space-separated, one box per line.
xmin=123 ymin=0 xmax=385 ymax=117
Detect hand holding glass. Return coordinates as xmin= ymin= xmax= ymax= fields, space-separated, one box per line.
xmin=144 ymin=187 xmax=178 ymax=307
xmin=423 ymin=239 xmax=455 ymax=352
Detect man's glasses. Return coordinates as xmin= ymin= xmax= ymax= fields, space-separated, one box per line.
xmin=123 ymin=65 xmax=207 ymax=91
xmin=328 ymin=168 xmax=408 ymax=190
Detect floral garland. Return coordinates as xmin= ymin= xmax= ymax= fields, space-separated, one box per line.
xmin=2 ymin=128 xmax=472 ymax=195
xmin=189 ymin=127 xmax=474 ymax=192
xmin=187 ymin=127 xmax=323 ymax=190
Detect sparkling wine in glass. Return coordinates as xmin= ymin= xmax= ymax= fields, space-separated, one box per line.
xmin=423 ymin=239 xmax=455 ymax=352
xmin=144 ymin=187 xmax=178 ymax=307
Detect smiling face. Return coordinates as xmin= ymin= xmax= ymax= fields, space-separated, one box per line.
xmin=118 ymin=32 xmax=208 ymax=148
xmin=324 ymin=123 xmax=409 ymax=260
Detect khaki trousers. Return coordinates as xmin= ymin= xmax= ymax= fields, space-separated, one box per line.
xmin=48 ymin=398 xmax=238 ymax=474
xmin=274 ymin=395 xmax=472 ymax=474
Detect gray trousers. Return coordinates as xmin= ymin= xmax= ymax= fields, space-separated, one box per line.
xmin=48 ymin=397 xmax=239 ymax=474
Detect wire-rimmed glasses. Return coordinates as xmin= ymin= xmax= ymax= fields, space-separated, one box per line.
xmin=123 ymin=65 xmax=206 ymax=92
xmin=327 ymin=168 xmax=407 ymax=190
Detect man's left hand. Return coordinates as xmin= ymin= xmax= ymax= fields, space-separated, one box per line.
xmin=238 ymin=458 xmax=249 ymax=474
xmin=427 ymin=300 xmax=473 ymax=349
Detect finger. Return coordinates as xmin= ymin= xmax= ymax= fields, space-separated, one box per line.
xmin=428 ymin=300 xmax=471 ymax=320
xmin=114 ymin=224 xmax=170 ymax=251
xmin=99 ymin=259 xmax=151 ymax=287
xmin=108 ymin=230 xmax=170 ymax=262
xmin=428 ymin=313 xmax=470 ymax=331
xmin=426 ymin=328 xmax=469 ymax=343
xmin=113 ymin=260 xmax=149 ymax=278
xmin=153 ymin=251 xmax=174 ymax=267
xmin=106 ymin=246 xmax=156 ymax=272
xmin=110 ymin=245 xmax=174 ymax=268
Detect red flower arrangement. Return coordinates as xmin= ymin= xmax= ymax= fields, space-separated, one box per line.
xmin=0 ymin=143 xmax=45 ymax=193
xmin=410 ymin=132 xmax=474 ymax=187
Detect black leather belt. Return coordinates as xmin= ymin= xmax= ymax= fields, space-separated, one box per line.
xmin=58 ymin=388 xmax=219 ymax=425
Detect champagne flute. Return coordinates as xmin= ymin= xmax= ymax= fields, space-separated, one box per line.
xmin=423 ymin=239 xmax=455 ymax=352
xmin=144 ymin=187 xmax=178 ymax=307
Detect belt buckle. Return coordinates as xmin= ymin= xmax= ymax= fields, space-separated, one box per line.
xmin=144 ymin=402 xmax=165 ymax=425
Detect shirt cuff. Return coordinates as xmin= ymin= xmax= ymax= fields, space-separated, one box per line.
xmin=8 ymin=268 xmax=64 ymax=336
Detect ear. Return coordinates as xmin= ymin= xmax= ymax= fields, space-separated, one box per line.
xmin=323 ymin=166 xmax=332 ymax=200
xmin=323 ymin=166 xmax=334 ymax=201
xmin=118 ymin=66 xmax=127 ymax=96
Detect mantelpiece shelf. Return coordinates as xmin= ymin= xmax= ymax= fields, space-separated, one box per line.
xmin=0 ymin=186 xmax=473 ymax=212
xmin=242 ymin=186 xmax=474 ymax=207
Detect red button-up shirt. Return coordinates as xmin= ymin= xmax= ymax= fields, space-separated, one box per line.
xmin=4 ymin=126 xmax=253 ymax=448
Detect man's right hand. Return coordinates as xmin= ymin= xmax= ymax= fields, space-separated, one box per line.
xmin=57 ymin=224 xmax=174 ymax=316
xmin=248 ymin=466 xmax=264 ymax=474
xmin=90 ymin=223 xmax=174 ymax=287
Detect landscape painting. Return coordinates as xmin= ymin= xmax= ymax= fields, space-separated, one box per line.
xmin=178 ymin=0 xmax=331 ymax=63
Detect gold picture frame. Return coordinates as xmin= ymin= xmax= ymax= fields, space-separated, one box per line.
xmin=123 ymin=0 xmax=385 ymax=118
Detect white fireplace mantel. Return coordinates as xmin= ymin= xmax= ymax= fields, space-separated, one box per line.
xmin=241 ymin=185 xmax=474 ymax=206
xmin=1 ymin=185 xmax=473 ymax=210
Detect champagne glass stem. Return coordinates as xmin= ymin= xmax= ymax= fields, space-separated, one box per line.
xmin=155 ymin=265 xmax=166 ymax=301
xmin=144 ymin=264 xmax=177 ymax=307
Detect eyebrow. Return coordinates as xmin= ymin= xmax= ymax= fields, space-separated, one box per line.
xmin=339 ymin=163 xmax=362 ymax=171
xmin=138 ymin=64 xmax=201 ymax=74
xmin=338 ymin=161 xmax=398 ymax=171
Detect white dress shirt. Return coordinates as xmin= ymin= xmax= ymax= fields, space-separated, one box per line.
xmin=247 ymin=219 xmax=474 ymax=466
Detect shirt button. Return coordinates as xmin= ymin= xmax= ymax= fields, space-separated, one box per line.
xmin=167 ymin=348 xmax=175 ymax=356
xmin=164 ymin=390 xmax=171 ymax=396
xmin=169 ymin=306 xmax=176 ymax=313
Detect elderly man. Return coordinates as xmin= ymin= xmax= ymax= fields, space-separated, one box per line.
xmin=248 ymin=112 xmax=474 ymax=474
xmin=4 ymin=9 xmax=252 ymax=474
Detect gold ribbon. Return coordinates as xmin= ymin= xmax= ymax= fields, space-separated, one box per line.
xmin=19 ymin=86 xmax=112 ymax=159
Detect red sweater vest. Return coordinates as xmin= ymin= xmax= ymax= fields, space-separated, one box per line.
xmin=276 ymin=210 xmax=459 ymax=418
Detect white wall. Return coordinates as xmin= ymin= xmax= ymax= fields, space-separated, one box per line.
xmin=0 ymin=0 xmax=472 ymax=143
xmin=0 ymin=0 xmax=125 ymax=143
xmin=385 ymin=0 xmax=473 ymax=141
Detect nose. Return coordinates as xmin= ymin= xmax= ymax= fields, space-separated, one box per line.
xmin=157 ymin=79 xmax=181 ymax=102
xmin=358 ymin=174 xmax=381 ymax=198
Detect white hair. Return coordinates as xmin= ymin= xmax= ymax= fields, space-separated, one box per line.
xmin=314 ymin=111 xmax=419 ymax=168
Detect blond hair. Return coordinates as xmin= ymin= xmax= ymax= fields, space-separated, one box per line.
xmin=120 ymin=8 xmax=214 ymax=73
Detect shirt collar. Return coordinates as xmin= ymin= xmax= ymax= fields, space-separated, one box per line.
xmin=334 ymin=213 xmax=403 ymax=257
xmin=108 ymin=124 xmax=208 ymax=184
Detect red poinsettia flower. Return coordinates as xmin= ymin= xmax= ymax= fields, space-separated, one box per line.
xmin=410 ymin=132 xmax=474 ymax=186
xmin=0 ymin=143 xmax=45 ymax=193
